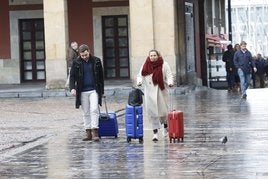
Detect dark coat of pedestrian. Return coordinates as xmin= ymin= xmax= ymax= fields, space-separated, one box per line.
xmin=222 ymin=44 xmax=236 ymax=90
xmin=254 ymin=54 xmax=266 ymax=88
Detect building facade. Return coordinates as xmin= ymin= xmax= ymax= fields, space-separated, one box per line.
xmin=228 ymin=0 xmax=268 ymax=57
xmin=0 ymin=0 xmax=226 ymax=89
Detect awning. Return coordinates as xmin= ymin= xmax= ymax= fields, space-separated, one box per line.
xmin=206 ymin=34 xmax=230 ymax=48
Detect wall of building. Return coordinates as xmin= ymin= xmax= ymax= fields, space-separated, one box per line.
xmin=0 ymin=0 xmax=43 ymax=84
xmin=129 ymin=0 xmax=178 ymax=84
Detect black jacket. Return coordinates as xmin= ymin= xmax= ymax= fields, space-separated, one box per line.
xmin=222 ymin=49 xmax=236 ymax=72
xmin=69 ymin=55 xmax=104 ymax=108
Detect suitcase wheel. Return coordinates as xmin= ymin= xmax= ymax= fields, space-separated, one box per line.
xmin=127 ymin=137 xmax=131 ymax=143
xmin=115 ymin=135 xmax=118 ymax=138
xmin=138 ymin=137 xmax=143 ymax=144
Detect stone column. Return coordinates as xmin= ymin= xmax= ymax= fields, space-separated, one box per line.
xmin=129 ymin=0 xmax=154 ymax=82
xmin=129 ymin=0 xmax=177 ymax=84
xmin=43 ymin=0 xmax=68 ymax=89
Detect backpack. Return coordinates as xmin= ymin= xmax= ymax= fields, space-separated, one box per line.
xmin=128 ymin=87 xmax=144 ymax=106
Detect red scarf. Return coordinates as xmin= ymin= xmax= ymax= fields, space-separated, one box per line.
xmin=141 ymin=56 xmax=165 ymax=90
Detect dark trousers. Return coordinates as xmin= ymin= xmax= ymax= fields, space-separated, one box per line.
xmin=226 ymin=71 xmax=236 ymax=89
xmin=255 ymin=73 xmax=265 ymax=88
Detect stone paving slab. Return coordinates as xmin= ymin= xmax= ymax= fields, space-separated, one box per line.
xmin=1 ymin=87 xmax=268 ymax=178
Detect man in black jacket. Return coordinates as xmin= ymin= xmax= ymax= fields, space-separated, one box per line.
xmin=222 ymin=44 xmax=236 ymax=91
xmin=69 ymin=44 xmax=104 ymax=141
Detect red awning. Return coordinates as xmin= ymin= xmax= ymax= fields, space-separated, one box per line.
xmin=206 ymin=34 xmax=229 ymax=48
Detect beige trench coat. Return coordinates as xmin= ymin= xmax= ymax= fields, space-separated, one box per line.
xmin=137 ymin=61 xmax=174 ymax=120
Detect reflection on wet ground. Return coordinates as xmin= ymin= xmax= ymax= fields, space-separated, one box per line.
xmin=1 ymin=88 xmax=268 ymax=178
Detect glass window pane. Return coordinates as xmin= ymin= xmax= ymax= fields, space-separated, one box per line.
xmin=37 ymin=71 xmax=45 ymax=80
xmin=35 ymin=21 xmax=44 ymax=30
xmin=22 ymin=21 xmax=31 ymax=30
xmin=119 ymin=38 xmax=128 ymax=47
xmin=118 ymin=17 xmax=127 ymax=26
xmin=118 ymin=28 xmax=127 ymax=36
xmin=36 ymin=61 xmax=45 ymax=70
xmin=106 ymin=69 xmax=115 ymax=78
xmin=23 ymin=32 xmax=31 ymax=40
xmin=119 ymin=58 xmax=128 ymax=67
xmin=24 ymin=71 xmax=32 ymax=80
xmin=36 ymin=41 xmax=44 ymax=50
xmin=23 ymin=42 xmax=31 ymax=50
xmin=120 ymin=68 xmax=129 ymax=77
xmin=106 ymin=58 xmax=115 ymax=67
xmin=36 ymin=51 xmax=44 ymax=60
xmin=119 ymin=48 xmax=128 ymax=57
xmin=105 ymin=28 xmax=114 ymax=37
xmin=24 ymin=51 xmax=32 ymax=60
xmin=105 ymin=39 xmax=114 ymax=47
xmin=24 ymin=61 xmax=32 ymax=70
xmin=105 ymin=49 xmax=115 ymax=57
xmin=105 ymin=18 xmax=114 ymax=27
xmin=35 ymin=31 xmax=44 ymax=40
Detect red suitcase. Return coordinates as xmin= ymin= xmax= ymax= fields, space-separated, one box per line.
xmin=168 ymin=110 xmax=184 ymax=143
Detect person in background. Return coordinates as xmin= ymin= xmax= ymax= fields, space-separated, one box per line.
xmin=222 ymin=44 xmax=236 ymax=91
xmin=254 ymin=53 xmax=266 ymax=88
xmin=234 ymin=41 xmax=257 ymax=99
xmin=234 ymin=43 xmax=240 ymax=51
xmin=233 ymin=43 xmax=241 ymax=91
xmin=65 ymin=41 xmax=79 ymax=89
xmin=137 ymin=50 xmax=174 ymax=142
xmin=251 ymin=55 xmax=257 ymax=88
xmin=69 ymin=44 xmax=104 ymax=142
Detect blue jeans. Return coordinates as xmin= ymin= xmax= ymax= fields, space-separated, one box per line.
xmin=237 ymin=68 xmax=251 ymax=95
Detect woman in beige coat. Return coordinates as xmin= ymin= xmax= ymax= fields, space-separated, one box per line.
xmin=137 ymin=50 xmax=174 ymax=141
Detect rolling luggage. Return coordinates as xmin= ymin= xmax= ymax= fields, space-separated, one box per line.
xmin=168 ymin=89 xmax=184 ymax=143
xmin=125 ymin=104 xmax=143 ymax=143
xmin=98 ymin=96 xmax=118 ymax=138
xmin=168 ymin=110 xmax=184 ymax=143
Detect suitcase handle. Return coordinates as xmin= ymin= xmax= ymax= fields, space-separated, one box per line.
xmin=98 ymin=95 xmax=109 ymax=119
xmin=169 ymin=88 xmax=175 ymax=111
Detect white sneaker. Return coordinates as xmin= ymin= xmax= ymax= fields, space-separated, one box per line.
xmin=152 ymin=134 xmax=158 ymax=141
xmin=162 ymin=128 xmax=168 ymax=137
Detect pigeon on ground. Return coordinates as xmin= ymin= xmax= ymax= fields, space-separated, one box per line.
xmin=220 ymin=136 xmax=228 ymax=144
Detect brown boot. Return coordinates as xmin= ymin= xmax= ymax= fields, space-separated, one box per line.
xmin=92 ymin=128 xmax=100 ymax=141
xmin=82 ymin=129 xmax=92 ymax=141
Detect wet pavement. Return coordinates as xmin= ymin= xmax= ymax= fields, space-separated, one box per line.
xmin=1 ymin=87 xmax=268 ymax=178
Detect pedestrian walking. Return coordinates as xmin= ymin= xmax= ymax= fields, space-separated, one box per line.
xmin=254 ymin=53 xmax=266 ymax=88
xmin=222 ymin=44 xmax=236 ymax=91
xmin=233 ymin=43 xmax=241 ymax=92
xmin=69 ymin=44 xmax=104 ymax=141
xmin=234 ymin=41 xmax=257 ymax=99
xmin=251 ymin=55 xmax=257 ymax=88
xmin=137 ymin=49 xmax=174 ymax=141
xmin=65 ymin=41 xmax=79 ymax=89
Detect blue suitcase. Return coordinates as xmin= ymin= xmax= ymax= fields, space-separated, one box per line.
xmin=125 ymin=104 xmax=143 ymax=143
xmin=99 ymin=96 xmax=118 ymax=138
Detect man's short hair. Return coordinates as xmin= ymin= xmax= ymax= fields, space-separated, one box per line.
xmin=227 ymin=44 xmax=233 ymax=50
xmin=240 ymin=41 xmax=247 ymax=46
xmin=78 ymin=44 xmax=89 ymax=53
